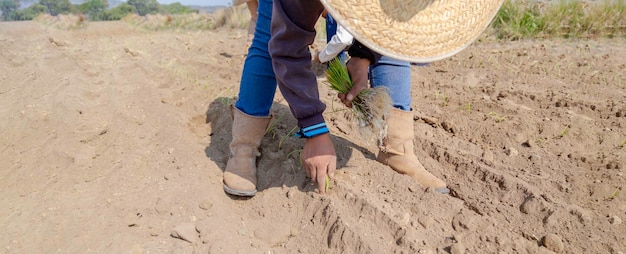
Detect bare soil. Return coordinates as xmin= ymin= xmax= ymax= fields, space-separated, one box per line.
xmin=1 ymin=21 xmax=624 ymax=253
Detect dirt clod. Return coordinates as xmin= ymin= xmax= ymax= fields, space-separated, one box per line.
xmin=542 ymin=234 xmax=565 ymax=253
xmin=171 ymin=223 xmax=199 ymax=243
xmin=450 ymin=243 xmax=466 ymax=254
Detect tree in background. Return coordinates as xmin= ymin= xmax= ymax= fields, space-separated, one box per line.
xmin=39 ymin=0 xmax=71 ymax=16
xmin=78 ymin=0 xmax=108 ymax=20
xmin=13 ymin=3 xmax=46 ymax=20
xmin=102 ymin=2 xmax=133 ymax=20
xmin=0 ymin=0 xmax=19 ymax=21
xmin=2 ymin=0 xmax=201 ymax=21
xmin=160 ymin=2 xmax=197 ymax=15
xmin=127 ymin=0 xmax=157 ymax=16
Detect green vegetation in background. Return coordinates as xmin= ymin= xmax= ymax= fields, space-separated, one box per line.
xmin=0 ymin=0 xmax=19 ymax=21
xmin=39 ymin=0 xmax=71 ymax=16
xmin=491 ymin=0 xmax=545 ymax=40
xmin=2 ymin=0 xmax=625 ymax=39
xmin=102 ymin=3 xmax=133 ymax=20
xmin=491 ymin=0 xmax=626 ymax=40
xmin=13 ymin=3 xmax=47 ymax=20
xmin=77 ymin=0 xmax=107 ymax=20
xmin=159 ymin=2 xmax=195 ymax=15
xmin=0 ymin=0 xmax=197 ymax=21
xmin=127 ymin=0 xmax=157 ymax=16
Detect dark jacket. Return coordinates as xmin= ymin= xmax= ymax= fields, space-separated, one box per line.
xmin=269 ymin=0 xmax=380 ymax=130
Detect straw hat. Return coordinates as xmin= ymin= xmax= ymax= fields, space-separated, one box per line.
xmin=320 ymin=0 xmax=504 ymax=62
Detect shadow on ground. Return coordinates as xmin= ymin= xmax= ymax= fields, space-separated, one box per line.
xmin=204 ymin=97 xmax=375 ymax=196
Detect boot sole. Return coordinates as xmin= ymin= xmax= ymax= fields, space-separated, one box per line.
xmin=435 ymin=187 xmax=450 ymax=194
xmin=223 ymin=184 xmax=257 ymax=197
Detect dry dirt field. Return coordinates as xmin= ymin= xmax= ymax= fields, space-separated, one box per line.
xmin=0 ymin=20 xmax=625 ymax=253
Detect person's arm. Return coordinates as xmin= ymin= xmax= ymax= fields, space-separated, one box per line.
xmin=269 ymin=0 xmax=335 ymax=193
xmin=270 ymin=0 xmax=325 ymax=129
xmin=318 ymin=25 xmax=354 ymax=63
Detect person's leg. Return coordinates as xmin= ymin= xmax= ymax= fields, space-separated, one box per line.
xmin=370 ymin=56 xmax=449 ymax=193
xmin=225 ymin=0 xmax=275 ymax=197
xmin=235 ymin=0 xmax=276 ymax=117
xmin=369 ymin=56 xmax=411 ymax=111
xmin=325 ymin=13 xmax=336 ymax=44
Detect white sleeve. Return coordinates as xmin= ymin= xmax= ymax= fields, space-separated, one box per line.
xmin=318 ymin=25 xmax=354 ymax=63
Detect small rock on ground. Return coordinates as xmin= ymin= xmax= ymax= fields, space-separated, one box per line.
xmin=542 ymin=233 xmax=564 ymax=253
xmin=171 ymin=223 xmax=199 ymax=243
xmin=450 ymin=243 xmax=465 ymax=254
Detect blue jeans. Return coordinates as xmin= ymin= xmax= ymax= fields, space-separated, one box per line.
xmin=235 ymin=0 xmax=276 ymax=116
xmin=235 ymin=0 xmax=412 ymax=115
xmin=370 ymin=56 xmax=412 ymax=111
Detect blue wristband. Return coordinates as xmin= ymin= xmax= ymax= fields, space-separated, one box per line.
xmin=294 ymin=123 xmax=329 ymax=139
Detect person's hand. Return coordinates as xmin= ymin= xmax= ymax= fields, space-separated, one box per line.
xmin=302 ymin=133 xmax=336 ymax=194
xmin=338 ymin=57 xmax=370 ymax=107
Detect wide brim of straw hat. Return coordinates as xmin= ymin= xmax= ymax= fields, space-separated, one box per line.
xmin=320 ymin=0 xmax=504 ymax=62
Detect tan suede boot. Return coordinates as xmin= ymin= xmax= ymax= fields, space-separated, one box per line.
xmin=223 ymin=106 xmax=271 ymax=196
xmin=377 ymin=108 xmax=449 ymax=194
